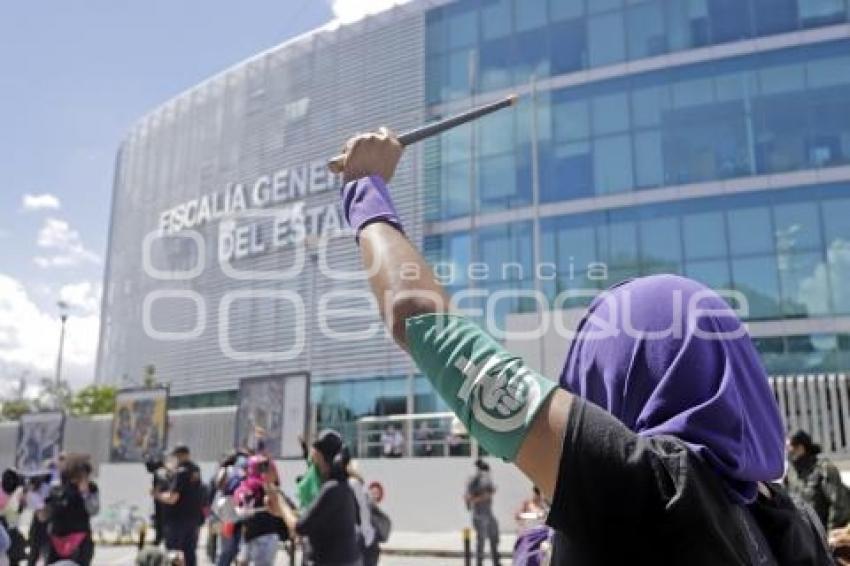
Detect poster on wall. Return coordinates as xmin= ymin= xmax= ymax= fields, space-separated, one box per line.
xmin=110 ymin=387 xmax=169 ymax=462
xmin=235 ymin=372 xmax=310 ymax=459
xmin=16 ymin=411 xmax=65 ymax=474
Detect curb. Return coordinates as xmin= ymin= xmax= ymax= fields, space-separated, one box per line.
xmin=383 ymin=548 xmax=513 ymax=559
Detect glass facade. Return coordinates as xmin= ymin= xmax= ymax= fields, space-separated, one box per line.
xmin=423 ymin=2 xmax=850 ymax=381
xmin=426 ymin=184 xmax=850 ymax=372
xmin=103 ymin=0 xmax=850 ymax=450
xmin=312 ymin=376 xmax=409 ymax=451
xmin=754 ymin=334 xmax=850 ymax=374
xmin=425 ymin=40 xmax=850 ymax=219
xmin=535 ymin=183 xmax=850 ymax=318
xmin=426 ymin=0 xmax=850 ymax=103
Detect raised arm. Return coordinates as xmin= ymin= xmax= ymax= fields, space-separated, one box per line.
xmin=336 ymin=129 xmax=572 ymax=497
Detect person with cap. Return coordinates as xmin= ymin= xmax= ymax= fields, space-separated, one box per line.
xmin=785 ymin=429 xmax=850 ymax=530
xmin=154 ymin=445 xmax=204 ymax=566
xmin=233 ymin=455 xmax=281 ymax=566
xmin=269 ymin=430 xmax=361 ymax=566
xmin=465 ymin=459 xmax=500 ymax=566
xmin=327 ymin=128 xmax=834 ymax=564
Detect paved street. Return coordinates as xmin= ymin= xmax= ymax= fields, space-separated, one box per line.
xmin=92 ymin=545 xmax=465 ymax=565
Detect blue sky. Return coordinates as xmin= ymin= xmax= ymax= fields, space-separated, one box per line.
xmin=0 ymin=0 xmax=345 ymax=389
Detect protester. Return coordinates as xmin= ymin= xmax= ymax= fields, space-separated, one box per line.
xmin=366 ymin=482 xmax=391 ymax=562
xmin=785 ymin=429 xmax=850 ymax=530
xmin=0 ymin=469 xmax=25 ymax=565
xmin=155 ymin=445 xmax=204 ymax=566
xmin=43 ymin=453 xmax=99 ymax=566
xmin=24 ymin=468 xmax=52 ymax=566
xmin=513 ymin=487 xmax=551 ymax=566
xmin=514 ymin=487 xmax=547 ymax=528
xmin=145 ymin=455 xmax=170 ymax=546
xmin=0 ymin=521 xmax=10 ymax=566
xmin=212 ymin=451 xmax=248 ymax=566
xmin=270 ymin=430 xmax=361 ymax=566
xmin=465 ymin=459 xmax=500 ymax=566
xmin=347 ymin=463 xmax=378 ymax=566
xmin=830 ymin=524 xmax=850 ymax=565
xmin=331 ymin=128 xmax=834 ymax=563
xmin=234 ymin=455 xmax=280 ymax=566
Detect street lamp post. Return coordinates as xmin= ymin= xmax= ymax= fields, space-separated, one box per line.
xmin=55 ymin=301 xmax=69 ymax=389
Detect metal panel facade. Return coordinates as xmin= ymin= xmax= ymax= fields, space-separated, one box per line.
xmin=96 ymin=11 xmax=426 ymax=395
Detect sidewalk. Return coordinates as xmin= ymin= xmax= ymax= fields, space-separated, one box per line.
xmin=383 ymin=531 xmax=517 ymax=558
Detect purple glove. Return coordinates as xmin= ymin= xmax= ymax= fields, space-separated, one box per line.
xmin=340 ymin=175 xmax=404 ymax=240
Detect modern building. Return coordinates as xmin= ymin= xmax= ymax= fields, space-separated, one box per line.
xmin=97 ymin=0 xmax=850 ymax=452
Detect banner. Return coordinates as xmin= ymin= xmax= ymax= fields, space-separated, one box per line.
xmin=235 ymin=372 xmax=310 ymax=459
xmin=16 ymin=411 xmax=65 ymax=474
xmin=110 ymin=387 xmax=169 ymax=462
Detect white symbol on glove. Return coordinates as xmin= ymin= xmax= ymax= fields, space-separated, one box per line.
xmin=454 ymin=355 xmax=540 ymax=432
xmin=480 ymin=370 xmax=526 ymax=416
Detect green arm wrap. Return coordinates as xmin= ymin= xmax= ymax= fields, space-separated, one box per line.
xmin=296 ymin=460 xmax=321 ymax=508
xmin=405 ymin=313 xmax=557 ymax=461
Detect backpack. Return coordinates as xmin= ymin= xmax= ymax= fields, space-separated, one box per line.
xmin=748 ymin=482 xmax=833 ymax=565
xmin=369 ymin=501 xmax=392 ymax=544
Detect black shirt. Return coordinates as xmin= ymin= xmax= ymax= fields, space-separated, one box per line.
xmin=46 ymin=482 xmax=98 ymax=535
xmin=295 ymin=479 xmax=360 ymax=565
xmin=165 ymin=461 xmax=204 ymax=525
xmin=548 ymin=398 xmax=781 ymax=565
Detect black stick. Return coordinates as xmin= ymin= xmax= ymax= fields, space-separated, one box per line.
xmin=327 ymin=94 xmax=518 ymax=171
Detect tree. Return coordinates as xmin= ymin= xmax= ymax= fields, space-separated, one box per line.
xmin=1 ymin=399 xmax=31 ymax=420
xmin=70 ymin=385 xmax=117 ymax=416
xmin=35 ymin=378 xmax=73 ymax=412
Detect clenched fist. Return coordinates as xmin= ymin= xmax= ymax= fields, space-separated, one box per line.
xmin=330 ymin=127 xmax=403 ymax=183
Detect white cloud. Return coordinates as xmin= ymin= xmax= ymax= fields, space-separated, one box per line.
xmin=0 ymin=274 xmax=99 ymax=389
xmin=59 ymin=281 xmax=102 ymax=315
xmin=21 ymin=193 xmax=61 ymax=211
xmin=33 ymin=217 xmax=101 ymax=268
xmin=327 ymin=0 xmax=412 ymax=24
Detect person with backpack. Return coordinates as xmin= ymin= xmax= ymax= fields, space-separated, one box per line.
xmin=347 ymin=464 xmax=390 ymax=566
xmin=155 ymin=445 xmax=204 ymax=566
xmin=269 ymin=430 xmax=361 ymax=566
xmin=212 ymin=450 xmax=248 ymax=566
xmin=786 ymin=429 xmax=850 ymax=530
xmin=327 ymin=128 xmax=834 ymax=564
xmin=233 ymin=455 xmax=281 ymax=566
xmin=365 ymin=482 xmax=391 ymax=566
xmin=43 ymin=454 xmax=99 ymax=566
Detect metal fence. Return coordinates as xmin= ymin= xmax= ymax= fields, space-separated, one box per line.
xmin=356 ymin=412 xmax=476 ymax=459
xmin=769 ymin=373 xmax=850 ymax=456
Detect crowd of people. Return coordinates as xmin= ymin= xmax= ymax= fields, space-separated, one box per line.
xmin=140 ymin=429 xmax=390 ymax=566
xmin=5 ymin=421 xmax=850 ymax=565
xmin=0 ymin=426 xmax=393 ymax=566
xmin=0 ymin=453 xmax=100 ymax=566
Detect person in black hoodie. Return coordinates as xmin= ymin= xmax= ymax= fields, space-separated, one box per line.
xmin=44 ymin=453 xmax=99 ymax=566
xmin=270 ymin=430 xmax=362 ymax=566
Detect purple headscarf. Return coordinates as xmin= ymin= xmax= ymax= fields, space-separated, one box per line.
xmin=560 ymin=275 xmax=784 ymax=503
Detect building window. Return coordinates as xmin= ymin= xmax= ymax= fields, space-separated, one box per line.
xmin=588 ymin=11 xmax=626 ymax=67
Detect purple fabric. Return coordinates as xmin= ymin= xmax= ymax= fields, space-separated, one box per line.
xmin=341 ymin=175 xmax=403 ymax=239
xmin=560 ymin=274 xmax=784 ymax=503
xmin=512 ymin=525 xmax=551 ymax=566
